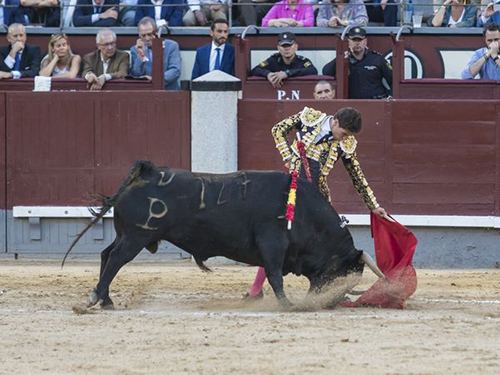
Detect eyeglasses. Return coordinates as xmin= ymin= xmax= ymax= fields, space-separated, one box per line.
xmin=99 ymin=41 xmax=116 ymax=48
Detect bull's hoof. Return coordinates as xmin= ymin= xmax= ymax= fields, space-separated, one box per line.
xmin=87 ymin=291 xmax=99 ymax=307
xmin=242 ymin=291 xmax=264 ymax=300
xmin=278 ymin=299 xmax=294 ymax=311
xmin=100 ymin=295 xmax=115 ymax=310
xmin=100 ymin=302 xmax=115 ymax=310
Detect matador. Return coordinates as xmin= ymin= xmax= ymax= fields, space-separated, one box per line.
xmin=245 ymin=106 xmax=390 ymax=299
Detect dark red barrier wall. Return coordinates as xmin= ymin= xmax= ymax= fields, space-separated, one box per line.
xmin=5 ymin=91 xmax=190 ymax=208
xmin=238 ymin=100 xmax=500 ymax=216
xmin=0 ymin=93 xmax=5 ymax=213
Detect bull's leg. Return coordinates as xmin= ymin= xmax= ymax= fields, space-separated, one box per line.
xmin=88 ymin=237 xmax=144 ymax=307
xmin=256 ymin=227 xmax=292 ymax=309
xmin=97 ymin=240 xmax=117 ymax=309
xmin=265 ymin=268 xmax=293 ymax=309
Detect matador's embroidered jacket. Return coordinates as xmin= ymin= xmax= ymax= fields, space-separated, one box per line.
xmin=271 ymin=106 xmax=379 ymax=210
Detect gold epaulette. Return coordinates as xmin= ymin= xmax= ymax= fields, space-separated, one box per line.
xmin=299 ymin=107 xmax=326 ymax=127
xmin=339 ymin=136 xmax=357 ymax=155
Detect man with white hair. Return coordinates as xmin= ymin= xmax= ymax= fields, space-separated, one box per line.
xmin=82 ymin=28 xmax=129 ymax=90
xmin=130 ymin=17 xmax=181 ymax=90
xmin=0 ymin=23 xmax=40 ymax=79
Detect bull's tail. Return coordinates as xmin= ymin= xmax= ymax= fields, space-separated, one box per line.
xmin=61 ymin=160 xmax=155 ymax=268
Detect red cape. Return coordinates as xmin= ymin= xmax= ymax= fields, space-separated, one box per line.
xmin=341 ymin=213 xmax=418 ymax=309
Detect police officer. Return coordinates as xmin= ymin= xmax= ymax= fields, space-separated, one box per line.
xmin=251 ymin=32 xmax=318 ymax=89
xmin=322 ymin=27 xmax=393 ymax=99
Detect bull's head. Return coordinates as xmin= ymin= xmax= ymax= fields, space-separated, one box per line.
xmin=311 ymin=251 xmax=386 ymax=308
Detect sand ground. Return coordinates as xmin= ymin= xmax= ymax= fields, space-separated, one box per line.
xmin=0 ymin=260 xmax=499 ymax=375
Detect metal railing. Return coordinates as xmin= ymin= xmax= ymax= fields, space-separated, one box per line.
xmin=0 ymin=1 xmax=490 ymax=30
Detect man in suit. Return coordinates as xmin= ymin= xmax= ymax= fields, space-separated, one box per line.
xmin=82 ymin=28 xmax=129 ymax=90
xmin=0 ymin=23 xmax=40 ymax=79
xmin=1 ymin=0 xmax=26 ymax=26
xmin=191 ymin=18 xmax=234 ymax=80
xmin=73 ymin=0 xmax=120 ymax=26
xmin=20 ymin=0 xmax=60 ymax=26
xmin=130 ymin=16 xmax=181 ymax=90
xmin=134 ymin=0 xmax=184 ymax=26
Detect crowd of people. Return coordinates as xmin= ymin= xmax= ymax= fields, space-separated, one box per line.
xmin=1 ymin=1 xmax=500 ymax=28
xmin=0 ymin=18 xmax=498 ymax=91
xmin=0 ymin=17 xmax=396 ymax=97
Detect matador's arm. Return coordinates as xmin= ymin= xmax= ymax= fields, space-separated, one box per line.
xmin=271 ymin=111 xmax=303 ymax=162
xmin=342 ymin=152 xmax=379 ymax=211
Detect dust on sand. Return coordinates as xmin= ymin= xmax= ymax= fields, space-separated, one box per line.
xmin=0 ymin=260 xmax=499 ymax=375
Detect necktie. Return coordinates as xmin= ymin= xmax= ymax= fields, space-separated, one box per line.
xmin=214 ymin=48 xmax=221 ymax=70
xmin=13 ymin=51 xmax=21 ymax=71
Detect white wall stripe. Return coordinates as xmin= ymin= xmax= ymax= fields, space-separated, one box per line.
xmin=12 ymin=206 xmax=500 ymax=229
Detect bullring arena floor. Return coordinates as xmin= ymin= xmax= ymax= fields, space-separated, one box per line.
xmin=1 ymin=260 xmax=499 ymax=374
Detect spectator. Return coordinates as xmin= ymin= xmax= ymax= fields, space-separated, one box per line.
xmin=0 ymin=23 xmax=40 ymax=79
xmin=236 ymin=0 xmax=278 ymax=26
xmin=118 ymin=0 xmax=137 ymax=26
xmin=20 ymin=0 xmax=60 ymax=26
xmin=183 ymin=0 xmax=227 ymax=26
xmin=261 ymin=0 xmax=315 ymax=27
xmin=130 ymin=17 xmax=181 ymax=89
xmin=313 ymin=80 xmax=335 ymax=99
xmin=82 ymin=28 xmax=129 ymax=90
xmin=317 ymin=0 xmax=368 ymax=27
xmin=365 ymin=0 xmax=397 ymax=27
xmin=191 ymin=18 xmax=234 ymax=79
xmin=1 ymin=0 xmax=26 ymax=25
xmin=428 ymin=0 xmax=477 ymax=27
xmin=477 ymin=0 xmax=500 ymax=26
xmin=462 ymin=22 xmax=500 ymax=79
xmin=73 ymin=0 xmax=119 ymax=26
xmin=322 ymin=27 xmax=392 ymax=99
xmin=39 ymin=33 xmax=81 ymax=78
xmin=251 ymin=32 xmax=317 ymax=88
xmin=134 ymin=0 xmax=184 ymax=26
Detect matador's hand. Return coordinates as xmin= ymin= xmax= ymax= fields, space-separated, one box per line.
xmin=372 ymin=207 xmax=395 ymax=222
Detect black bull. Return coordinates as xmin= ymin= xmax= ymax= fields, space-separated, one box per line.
xmin=63 ymin=160 xmax=373 ymax=309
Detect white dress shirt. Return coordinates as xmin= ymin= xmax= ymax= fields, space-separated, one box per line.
xmin=151 ymin=0 xmax=162 ymax=20
xmin=3 ymin=49 xmax=23 ymax=79
xmin=209 ymin=41 xmax=225 ymax=72
xmin=313 ymin=116 xmax=333 ymax=144
xmin=91 ymin=0 xmax=106 ymax=24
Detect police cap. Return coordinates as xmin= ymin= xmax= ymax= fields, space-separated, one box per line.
xmin=348 ymin=27 xmax=367 ymax=40
xmin=278 ymin=32 xmax=297 ymax=46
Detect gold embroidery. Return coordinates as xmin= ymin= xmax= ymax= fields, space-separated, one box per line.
xmin=299 ymin=107 xmax=327 ymax=127
xmin=339 ymin=136 xmax=357 ymax=154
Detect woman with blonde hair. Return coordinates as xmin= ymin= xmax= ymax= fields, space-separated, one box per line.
xmin=40 ymin=34 xmax=81 ymax=78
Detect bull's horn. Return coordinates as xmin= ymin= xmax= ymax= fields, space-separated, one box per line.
xmin=347 ymin=289 xmax=366 ymax=295
xmin=360 ymin=252 xmax=386 ymax=280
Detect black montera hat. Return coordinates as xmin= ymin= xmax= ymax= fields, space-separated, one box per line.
xmin=278 ymin=32 xmax=296 ymax=45
xmin=348 ymin=27 xmax=367 ymax=40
